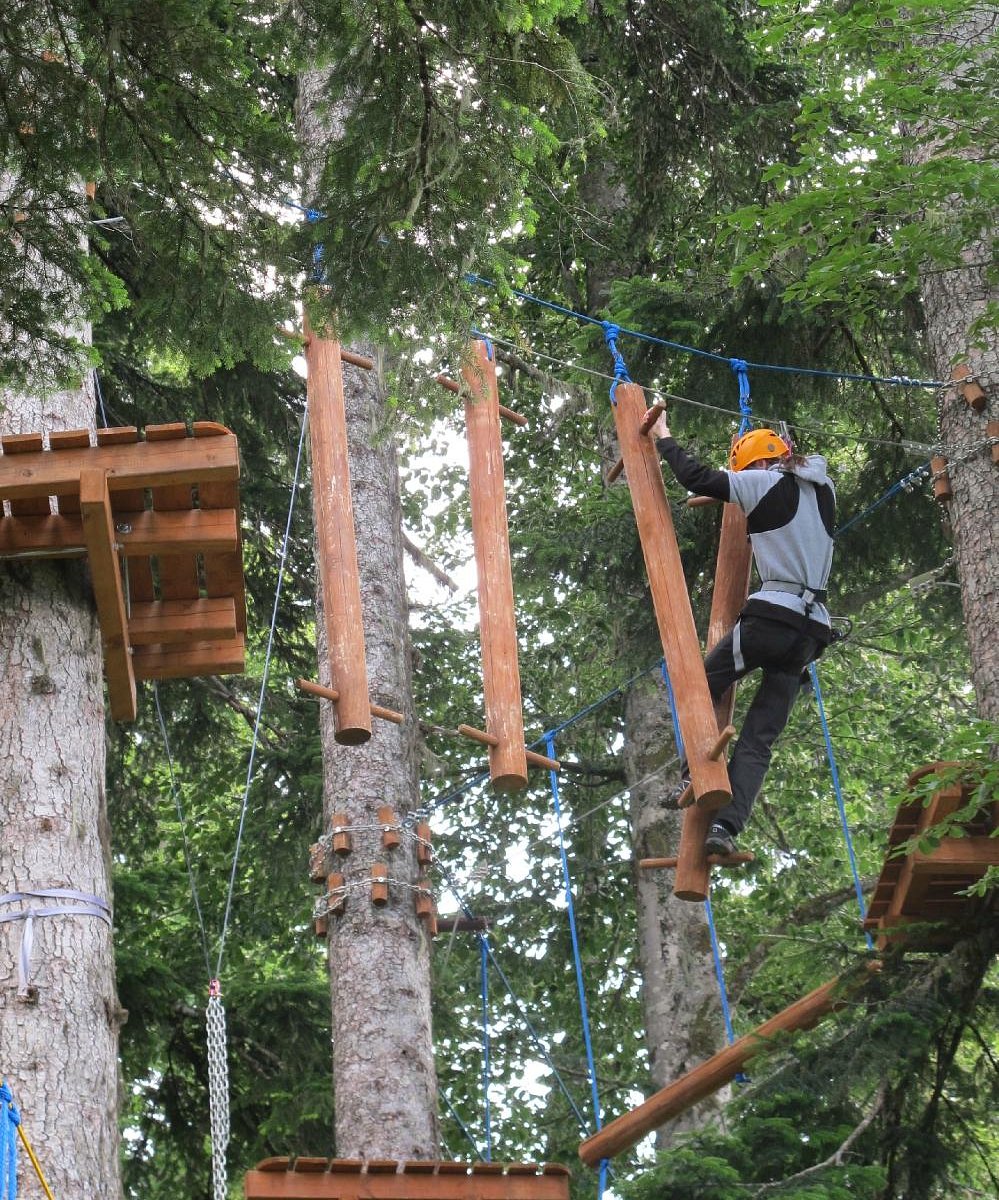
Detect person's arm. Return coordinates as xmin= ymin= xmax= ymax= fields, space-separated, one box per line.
xmin=647 ymin=413 xmax=731 ymax=501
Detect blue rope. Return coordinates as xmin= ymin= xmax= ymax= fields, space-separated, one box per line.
xmin=0 ymin=1081 xmax=19 ymax=1200
xmin=602 ymin=322 xmax=632 ymax=403
xmin=440 ymin=1091 xmax=485 ymax=1161
xmin=479 ymin=936 xmax=493 ymax=1161
xmin=659 ymin=660 xmax=684 ymax=757
xmin=835 ymin=462 xmax=932 ymax=538
xmin=471 ymin=328 xmax=494 ymax=361
xmin=464 ymin=274 xmax=946 ymax=389
xmin=731 ymin=358 xmax=752 ymax=435
xmin=809 ymin=664 xmax=874 ymax=949
xmin=545 ymin=734 xmax=607 ymax=1199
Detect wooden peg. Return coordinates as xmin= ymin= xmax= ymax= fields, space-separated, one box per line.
xmin=707 ymin=725 xmax=737 ymax=763
xmin=951 ymin=364 xmax=987 ymax=413
xmin=331 ymin=813 xmax=352 ymax=856
xmin=640 ymin=852 xmax=755 ymax=870
xmin=313 ymin=915 xmax=328 ymax=939
xmin=988 ymin=420 xmax=999 ymax=465
xmin=415 ymin=821 xmax=433 ymax=867
xmin=370 ymin=863 xmax=389 ymax=906
xmin=415 ymin=878 xmax=434 ymax=918
xmin=930 ymin=455 xmax=952 ymax=503
xmin=308 ymin=841 xmax=329 ymax=884
xmin=327 ymin=873 xmax=346 ymax=916
xmin=379 ymin=806 xmax=401 ymax=850
xmin=607 ymin=403 xmax=666 ymax=482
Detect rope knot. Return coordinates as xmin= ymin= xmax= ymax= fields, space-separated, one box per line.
xmin=729 ymin=358 xmax=752 ymax=430
xmin=601 ymin=321 xmax=631 ymax=403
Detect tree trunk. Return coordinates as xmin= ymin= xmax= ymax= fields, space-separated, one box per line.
xmin=910 ymin=7 xmax=998 ymax=722
xmin=624 ymin=676 xmax=729 ymax=1148
xmin=0 ymin=379 xmax=124 ymax=1197
xmin=297 ymin=68 xmax=439 ymax=1160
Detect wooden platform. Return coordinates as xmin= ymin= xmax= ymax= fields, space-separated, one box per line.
xmin=863 ymin=762 xmax=997 ymax=950
xmin=0 ymin=422 xmax=246 ymax=720
xmin=243 ymin=1159 xmax=571 ymax=1200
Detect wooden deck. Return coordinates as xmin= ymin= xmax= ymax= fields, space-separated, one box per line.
xmin=863 ymin=762 xmax=997 ymax=950
xmin=243 ymin=1159 xmax=571 ymax=1200
xmin=0 ymin=422 xmax=246 ymax=719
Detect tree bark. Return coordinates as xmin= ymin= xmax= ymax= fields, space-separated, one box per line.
xmin=297 ymin=67 xmax=439 ymax=1160
xmin=910 ymin=6 xmax=999 ymax=722
xmin=0 ymin=379 xmax=123 ymax=1194
xmin=624 ymin=676 xmax=729 ymax=1148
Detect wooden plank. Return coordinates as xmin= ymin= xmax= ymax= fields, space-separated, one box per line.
xmin=0 ymin=508 xmax=238 ymax=559
xmin=305 ymin=321 xmax=372 ymax=745
xmin=243 ymin=1166 xmax=571 ymax=1200
xmin=910 ymin=837 xmax=998 ymax=875
xmin=0 ymin=433 xmax=239 ymax=502
xmin=48 ymin=429 xmax=92 ymax=514
xmin=612 ymin=381 xmax=731 ymax=810
xmin=131 ymin=636 xmax=245 ymax=680
xmin=462 ymin=338 xmax=528 ymax=793
xmin=579 ymin=971 xmax=870 ymax=1165
xmin=197 ymin=475 xmax=247 ymax=634
xmin=127 ymin=597 xmax=238 ymax=646
xmin=79 ymin=467 xmax=137 ymax=721
xmin=2 ymin=434 xmax=51 ymax=515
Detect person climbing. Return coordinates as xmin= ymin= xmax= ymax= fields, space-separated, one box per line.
xmin=648 ymin=413 xmax=836 ymax=857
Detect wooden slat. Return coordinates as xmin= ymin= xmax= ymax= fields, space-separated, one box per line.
xmin=0 ymin=432 xmax=239 ymax=502
xmin=462 ymin=338 xmax=528 ymax=793
xmin=910 ymin=837 xmax=998 ymax=876
xmin=197 ymin=476 xmax=247 ymax=634
xmin=127 ymin=597 xmax=237 ymax=646
xmin=48 ymin=429 xmax=93 ymax=514
xmin=79 ymin=467 xmax=136 ymax=721
xmin=3 ymin=435 xmax=50 ymax=515
xmin=132 ymin=636 xmax=245 ymax=680
xmin=244 ymin=1164 xmax=571 ymax=1200
xmin=0 ymin=508 xmax=238 ymax=559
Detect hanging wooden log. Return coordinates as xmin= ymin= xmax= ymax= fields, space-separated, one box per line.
xmin=951 ymin=363 xmax=987 ymax=413
xmin=612 ymin=385 xmax=731 ymax=809
xmin=304 ymin=320 xmax=372 ymax=745
xmin=675 ymin=481 xmax=753 ymax=902
xmin=462 ymin=338 xmax=529 ymax=793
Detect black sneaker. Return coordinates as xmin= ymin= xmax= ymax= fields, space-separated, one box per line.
xmin=665 ymin=776 xmax=691 ymax=809
xmin=705 ymin=824 xmax=737 ymax=856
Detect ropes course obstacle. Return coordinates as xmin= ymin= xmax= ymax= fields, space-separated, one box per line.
xmin=0 ymin=422 xmax=247 ymax=719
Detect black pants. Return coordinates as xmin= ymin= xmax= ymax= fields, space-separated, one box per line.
xmin=701 ymin=615 xmax=821 ymax=835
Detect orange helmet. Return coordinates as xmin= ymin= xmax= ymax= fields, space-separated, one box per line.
xmin=729 ymin=428 xmax=791 ymax=472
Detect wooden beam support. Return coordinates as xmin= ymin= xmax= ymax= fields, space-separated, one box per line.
xmin=676 ymin=486 xmax=752 ymax=900
xmin=0 ymin=431 xmax=238 ymax=502
xmin=127 ymin=597 xmax=238 ymax=646
xmin=304 ymin=322 xmax=372 ymax=745
xmin=612 ymin=382 xmax=731 ymax=809
xmin=579 ymin=970 xmax=874 ymax=1165
xmin=0 ymin=508 xmax=239 ymax=559
xmin=462 ymin=339 xmax=529 ymax=792
xmin=131 ymin=636 xmax=245 ymax=681
xmin=79 ymin=467 xmax=137 ymax=721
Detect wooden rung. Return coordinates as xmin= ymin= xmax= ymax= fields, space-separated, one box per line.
xmin=331 ymin=814 xmax=351 ymax=856
xmin=951 ymin=363 xmax=987 ymax=412
xmin=435 ymin=374 xmax=528 ymax=425
xmin=130 ymin=636 xmax=245 ymax=681
xmin=340 ymin=348 xmax=374 ymax=370
xmin=295 ymin=677 xmax=405 ymax=725
xmin=639 ymin=852 xmax=755 ymax=869
xmin=707 ymin=724 xmax=736 ymax=762
xmin=378 ymin=806 xmax=401 ymax=850
xmin=988 ymin=420 xmax=999 ymax=465
xmin=127 ymin=597 xmax=237 ymax=646
xmin=686 ymin=494 xmax=722 ymax=508
xmin=607 ymin=404 xmax=666 ymax=482
xmin=79 ymin=467 xmax=137 ymax=721
xmin=370 ymin=863 xmax=389 ymax=906
xmin=308 ymin=842 xmax=329 ymax=884
xmin=415 ymin=821 xmax=432 ymax=867
xmin=930 ymin=454 xmax=952 ymax=502
xmin=456 ymin=723 xmax=560 ymax=771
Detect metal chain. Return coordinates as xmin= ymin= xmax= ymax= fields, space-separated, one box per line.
xmin=206 ymin=983 xmax=230 ymax=1200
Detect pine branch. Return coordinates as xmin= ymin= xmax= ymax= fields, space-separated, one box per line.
xmin=752 ymin=1080 xmax=887 ymax=1197
xmin=403 ymin=531 xmax=459 ymax=591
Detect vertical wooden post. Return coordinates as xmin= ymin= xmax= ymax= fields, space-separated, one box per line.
xmin=612 ymin=383 xmax=731 ymax=809
xmin=304 ymin=320 xmax=372 ymax=745
xmin=462 ymin=339 xmax=529 ymax=792
xmin=675 ymin=494 xmax=752 ymax=901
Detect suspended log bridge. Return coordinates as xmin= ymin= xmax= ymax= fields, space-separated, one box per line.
xmin=611 ymin=384 xmax=731 ymax=809
xmin=461 ymin=338 xmax=529 ymax=792
xmin=578 ymin=964 xmax=877 ymax=1166
xmin=244 ymin=1159 xmax=571 ymax=1200
xmin=304 ymin=323 xmax=372 ymax=744
xmin=0 ymin=422 xmax=246 ymax=720
xmin=863 ymin=761 xmax=998 ymax=950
